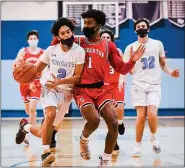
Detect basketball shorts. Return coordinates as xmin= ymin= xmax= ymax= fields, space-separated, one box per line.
xmin=131 ymin=81 xmax=161 ymax=108
xmin=41 ymin=86 xmax=73 ymax=127
xmin=106 ymin=82 xmax=124 ymax=104
xmin=20 ymin=79 xmax=41 ymax=103
xmin=74 ymin=85 xmax=115 ymax=113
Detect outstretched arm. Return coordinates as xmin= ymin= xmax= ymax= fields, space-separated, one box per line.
xmin=108 ymin=41 xmax=145 ymax=75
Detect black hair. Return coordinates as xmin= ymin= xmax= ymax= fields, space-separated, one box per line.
xmin=134 ymin=18 xmax=150 ymax=30
xmin=100 ymin=28 xmax=114 ymax=42
xmin=27 ymin=30 xmax=39 ymax=40
xmin=51 ymin=17 xmax=74 ymax=36
xmin=81 ymin=9 xmax=106 ymax=26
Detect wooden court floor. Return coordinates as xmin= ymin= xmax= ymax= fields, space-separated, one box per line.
xmin=1 ymin=117 xmax=184 ymax=167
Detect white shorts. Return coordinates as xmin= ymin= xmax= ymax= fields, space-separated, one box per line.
xmin=41 ymin=87 xmax=73 ymax=127
xmin=131 ymin=81 xmax=161 ymax=108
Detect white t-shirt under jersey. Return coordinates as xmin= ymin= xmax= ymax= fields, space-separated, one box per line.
xmin=40 ymin=43 xmax=85 ymax=90
xmin=124 ymin=38 xmax=165 ymax=84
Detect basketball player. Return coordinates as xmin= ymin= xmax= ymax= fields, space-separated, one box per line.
xmin=51 ymin=9 xmax=145 ymax=166
xmin=123 ymin=18 xmax=180 ymax=157
xmin=100 ymin=28 xmax=126 ymax=155
xmin=13 ymin=30 xmax=43 ymax=126
xmin=15 ymin=18 xmax=85 ymax=166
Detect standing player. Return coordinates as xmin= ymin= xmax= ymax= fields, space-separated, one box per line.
xmin=13 ymin=30 xmax=43 ymax=126
xmin=100 ymin=28 xmax=126 ymax=155
xmin=52 ymin=9 xmax=145 ymax=166
xmin=123 ymin=18 xmax=180 ymax=157
xmin=15 ymin=18 xmax=85 ymax=166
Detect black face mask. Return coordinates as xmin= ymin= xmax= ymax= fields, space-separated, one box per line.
xmin=83 ymin=25 xmax=99 ymax=38
xmin=60 ymin=35 xmax=74 ymax=47
xmin=136 ymin=29 xmax=148 ymax=38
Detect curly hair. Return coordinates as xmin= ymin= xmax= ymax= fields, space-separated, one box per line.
xmin=81 ymin=9 xmax=106 ymax=26
xmin=51 ymin=17 xmax=74 ymax=36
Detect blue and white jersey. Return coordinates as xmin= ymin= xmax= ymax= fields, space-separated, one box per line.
xmin=124 ymin=38 xmax=165 ymax=84
xmin=40 ymin=43 xmax=85 ymax=90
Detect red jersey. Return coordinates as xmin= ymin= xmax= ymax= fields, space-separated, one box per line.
xmin=23 ymin=47 xmax=44 ymax=78
xmin=51 ymin=36 xmax=135 ymax=84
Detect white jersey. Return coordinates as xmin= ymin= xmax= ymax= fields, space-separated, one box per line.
xmin=124 ymin=38 xmax=165 ymax=84
xmin=40 ymin=43 xmax=85 ymax=90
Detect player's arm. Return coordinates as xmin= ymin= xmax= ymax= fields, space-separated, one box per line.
xmin=34 ymin=47 xmax=50 ymax=74
xmin=159 ymin=57 xmax=179 ymax=78
xmin=108 ymin=41 xmax=145 ymax=75
xmin=12 ymin=48 xmax=25 ymax=71
xmin=159 ymin=41 xmax=179 ymax=78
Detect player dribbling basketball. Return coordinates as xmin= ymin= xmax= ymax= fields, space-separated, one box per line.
xmin=15 ymin=18 xmax=85 ymax=167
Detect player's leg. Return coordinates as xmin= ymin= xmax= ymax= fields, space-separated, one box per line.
xmin=131 ymin=83 xmax=147 ymax=157
xmin=80 ymin=105 xmax=100 ymax=160
xmin=74 ymin=89 xmax=100 ymax=160
xmin=29 ymin=99 xmax=38 ymax=125
xmin=147 ymin=84 xmax=161 ymax=153
xmin=97 ymin=92 xmax=118 ymax=166
xmin=24 ymin=102 xmax=30 ymax=116
xmin=116 ymin=103 xmax=125 ymax=134
xmin=111 ymin=84 xmax=125 ymax=155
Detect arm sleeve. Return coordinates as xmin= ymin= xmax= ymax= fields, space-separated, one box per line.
xmin=108 ymin=41 xmax=135 ymax=75
xmin=75 ymin=48 xmax=86 ymax=64
xmin=159 ymin=41 xmax=165 ymax=58
xmin=39 ymin=46 xmax=51 ymax=64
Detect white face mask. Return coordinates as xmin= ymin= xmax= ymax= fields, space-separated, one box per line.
xmin=28 ymin=39 xmax=39 ymax=48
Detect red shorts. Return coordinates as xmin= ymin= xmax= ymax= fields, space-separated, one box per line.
xmin=74 ymin=85 xmax=115 ymax=112
xmin=106 ymin=82 xmax=124 ymax=104
xmin=20 ymin=79 xmax=41 ymax=103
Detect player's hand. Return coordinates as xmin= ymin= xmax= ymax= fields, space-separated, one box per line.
xmin=170 ymin=69 xmax=180 ymax=78
xmin=68 ymin=18 xmax=77 ymax=26
xmin=130 ymin=44 xmax=145 ymax=62
xmin=45 ymin=74 xmax=60 ymax=89
xmin=29 ymin=82 xmax=36 ymax=92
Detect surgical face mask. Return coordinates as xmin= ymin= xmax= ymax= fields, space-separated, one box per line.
xmin=60 ymin=35 xmax=74 ymax=47
xmin=136 ymin=29 xmax=148 ymax=38
xmin=28 ymin=39 xmax=39 ymax=47
xmin=83 ymin=25 xmax=99 ymax=38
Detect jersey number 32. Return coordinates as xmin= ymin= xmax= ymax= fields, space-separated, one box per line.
xmin=141 ymin=56 xmax=155 ymax=70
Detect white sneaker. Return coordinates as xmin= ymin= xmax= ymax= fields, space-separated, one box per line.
xmin=150 ymin=136 xmax=161 ymax=154
xmin=131 ymin=143 xmax=142 ymax=157
xmin=98 ymin=156 xmax=109 ymax=167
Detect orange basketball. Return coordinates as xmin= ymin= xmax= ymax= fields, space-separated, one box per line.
xmin=13 ymin=62 xmax=37 ymax=84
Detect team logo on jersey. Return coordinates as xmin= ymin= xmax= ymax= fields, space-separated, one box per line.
xmin=80 ymin=97 xmax=84 ymax=102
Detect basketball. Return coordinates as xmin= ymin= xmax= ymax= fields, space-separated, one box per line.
xmin=13 ymin=62 xmax=37 ymax=84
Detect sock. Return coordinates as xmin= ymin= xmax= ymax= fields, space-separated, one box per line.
xmin=118 ymin=119 xmax=123 ymax=125
xmin=23 ymin=124 xmax=32 ymax=133
xmin=80 ymin=132 xmax=88 ymax=141
xmin=150 ymin=133 xmax=156 ymax=141
xmin=136 ymin=142 xmax=142 ymax=146
xmin=102 ymin=153 xmax=111 ymax=161
xmin=42 ymin=145 xmax=50 ymax=153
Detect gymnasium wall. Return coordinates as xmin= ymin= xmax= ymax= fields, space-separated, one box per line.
xmin=1 ymin=2 xmax=184 ymax=117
